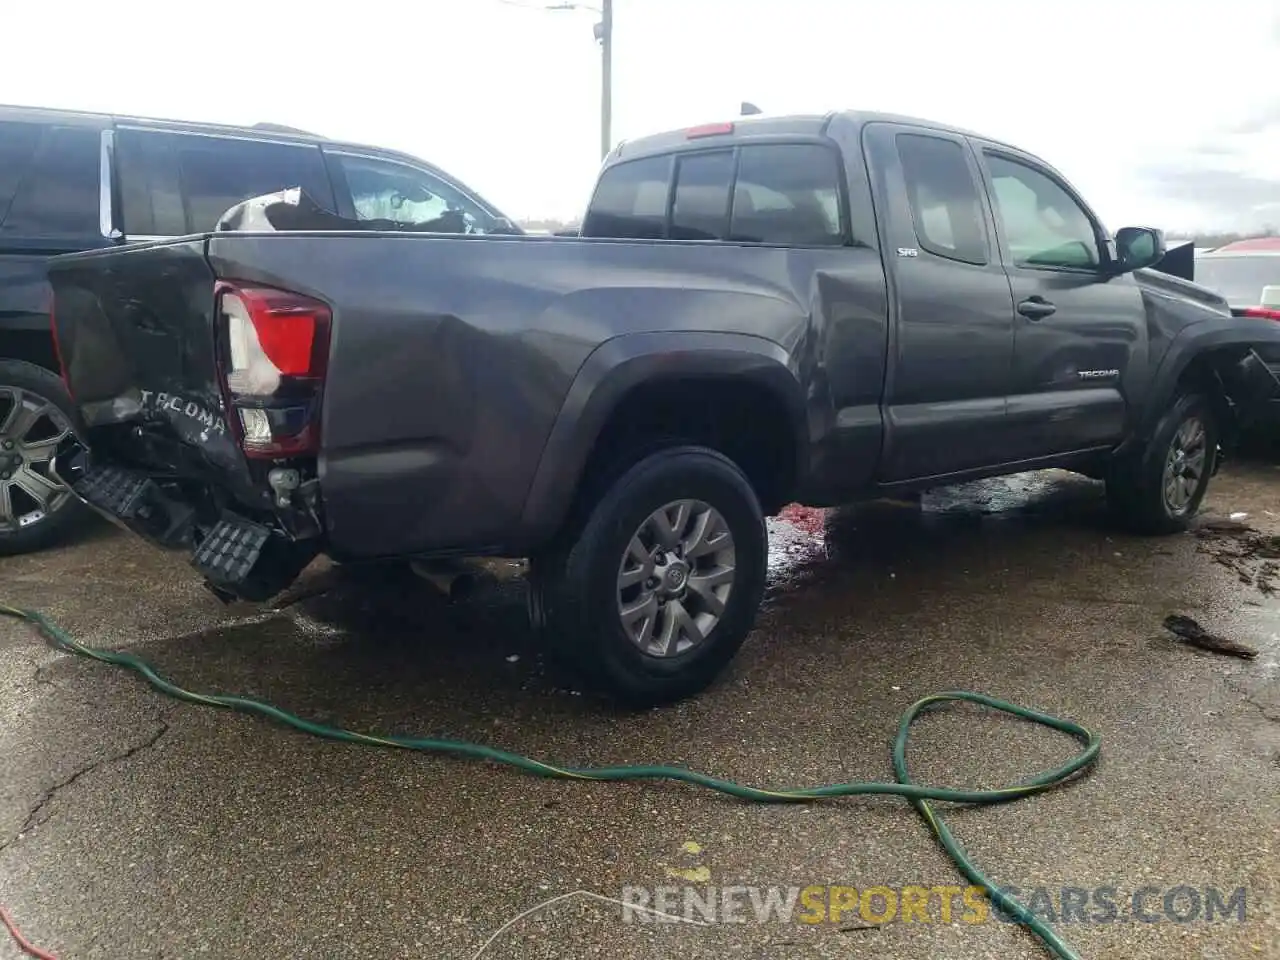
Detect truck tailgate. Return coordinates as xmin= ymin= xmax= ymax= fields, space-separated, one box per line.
xmin=48 ymin=237 xmax=329 ymax=598
xmin=50 ymin=237 xmax=247 ymax=472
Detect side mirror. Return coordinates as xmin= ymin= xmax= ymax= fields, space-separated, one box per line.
xmin=1112 ymin=226 xmax=1166 ymax=274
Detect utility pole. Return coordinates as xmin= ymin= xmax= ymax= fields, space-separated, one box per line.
xmin=543 ymin=0 xmax=613 ymax=159
xmin=593 ymin=0 xmax=613 ymax=159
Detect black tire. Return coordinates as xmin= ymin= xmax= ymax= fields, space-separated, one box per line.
xmin=534 ymin=445 xmax=767 ymax=707
xmin=0 ymin=359 xmax=86 ymax=556
xmin=1106 ymin=392 xmax=1217 ymax=535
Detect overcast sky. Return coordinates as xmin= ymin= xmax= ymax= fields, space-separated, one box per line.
xmin=4 ymin=0 xmax=1278 ymax=232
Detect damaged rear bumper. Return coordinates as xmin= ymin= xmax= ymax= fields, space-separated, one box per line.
xmin=1238 ymin=352 xmax=1280 ymax=428
xmin=1223 ymin=349 xmax=1280 ymax=408
xmin=52 ymin=441 xmax=319 ymax=602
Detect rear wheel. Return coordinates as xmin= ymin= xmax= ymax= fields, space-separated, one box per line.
xmin=1106 ymin=392 xmax=1217 ymax=534
xmin=533 ymin=446 xmax=767 ymax=706
xmin=0 ymin=360 xmax=85 ymax=556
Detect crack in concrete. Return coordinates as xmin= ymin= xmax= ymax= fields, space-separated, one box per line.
xmin=1222 ymin=669 xmax=1280 ymax=724
xmin=0 ymin=719 xmax=170 ymax=855
xmin=1243 ymin=692 xmax=1280 ymax=723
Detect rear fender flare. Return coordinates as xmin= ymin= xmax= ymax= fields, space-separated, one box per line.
xmin=520 ymin=331 xmax=807 ymax=542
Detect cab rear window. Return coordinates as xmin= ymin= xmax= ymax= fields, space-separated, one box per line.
xmin=582 ymin=155 xmax=670 ymax=239
xmin=583 ymin=143 xmax=845 ymax=246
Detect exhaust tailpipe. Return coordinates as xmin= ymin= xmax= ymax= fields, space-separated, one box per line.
xmin=410 ymin=560 xmax=478 ymax=602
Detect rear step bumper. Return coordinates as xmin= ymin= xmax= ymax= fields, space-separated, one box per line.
xmin=71 ymin=461 xmax=197 ymax=549
xmin=52 ymin=442 xmax=317 ymax=602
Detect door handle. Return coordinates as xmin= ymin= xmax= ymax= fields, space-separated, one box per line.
xmin=1017 ymin=296 xmax=1056 ymax=320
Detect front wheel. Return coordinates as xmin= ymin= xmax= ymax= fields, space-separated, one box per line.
xmin=1106 ymin=392 xmax=1217 ymax=535
xmin=534 ymin=446 xmax=767 ymax=706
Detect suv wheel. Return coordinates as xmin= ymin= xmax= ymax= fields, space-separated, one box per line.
xmin=534 ymin=446 xmax=767 ymax=706
xmin=0 ymin=360 xmax=84 ymax=556
xmin=1106 ymin=392 xmax=1217 ymax=535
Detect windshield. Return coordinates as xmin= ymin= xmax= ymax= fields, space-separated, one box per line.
xmin=1194 ymin=256 xmax=1280 ymax=306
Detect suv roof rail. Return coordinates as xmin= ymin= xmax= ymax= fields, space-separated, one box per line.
xmin=252 ymin=122 xmax=322 ymax=137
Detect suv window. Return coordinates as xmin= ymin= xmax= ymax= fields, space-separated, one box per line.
xmin=671 ymin=151 xmax=733 ymax=240
xmin=334 ymin=153 xmax=500 ymax=234
xmin=117 ymin=129 xmax=334 ymax=235
xmin=729 ymin=144 xmax=844 ymax=246
xmin=583 ymin=155 xmax=671 ymax=239
xmin=895 ymin=134 xmax=987 ymax=265
xmin=0 ymin=126 xmax=100 ymax=240
xmin=116 ymin=129 xmax=185 ymax=236
xmin=0 ymin=121 xmax=44 ymax=230
xmin=177 ymin=134 xmax=333 ymax=232
xmin=985 ymin=154 xmax=1100 ymax=269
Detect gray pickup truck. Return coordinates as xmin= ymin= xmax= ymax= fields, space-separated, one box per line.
xmin=45 ymin=111 xmax=1280 ymax=705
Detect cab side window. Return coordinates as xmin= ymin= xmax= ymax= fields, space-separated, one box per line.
xmin=729 ymin=144 xmax=845 ymax=246
xmin=895 ymin=134 xmax=988 ymax=265
xmin=334 ymin=154 xmax=499 ymax=234
xmin=985 ymin=154 xmax=1101 ymax=269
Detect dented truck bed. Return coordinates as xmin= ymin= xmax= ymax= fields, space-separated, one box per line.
xmin=46 ymin=227 xmax=864 ymax=600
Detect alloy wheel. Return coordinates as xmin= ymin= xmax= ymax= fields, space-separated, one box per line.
xmin=616 ymin=499 xmax=737 ymax=658
xmin=0 ymin=386 xmax=75 ymax=534
xmin=1162 ymin=415 xmax=1207 ymax=515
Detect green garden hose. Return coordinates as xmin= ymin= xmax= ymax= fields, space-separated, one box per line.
xmin=2 ymin=602 xmax=1100 ymax=960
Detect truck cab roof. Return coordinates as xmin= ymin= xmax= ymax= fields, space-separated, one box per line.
xmin=608 ymin=109 xmax=1016 ymax=162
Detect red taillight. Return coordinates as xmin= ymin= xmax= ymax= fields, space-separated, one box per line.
xmin=1240 ymin=306 xmax=1280 ymax=321
xmin=215 ymin=280 xmax=331 ymax=459
xmin=686 ymin=122 xmax=734 ymax=139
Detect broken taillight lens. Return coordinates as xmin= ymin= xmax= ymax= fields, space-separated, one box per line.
xmin=48 ymin=293 xmax=74 ymax=399
xmin=215 ymin=281 xmax=331 ymax=459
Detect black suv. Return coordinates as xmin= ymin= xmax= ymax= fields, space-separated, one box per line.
xmin=0 ymin=104 xmax=519 ymax=555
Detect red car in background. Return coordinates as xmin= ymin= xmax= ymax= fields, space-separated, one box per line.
xmin=1196 ymin=237 xmax=1280 ymax=320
